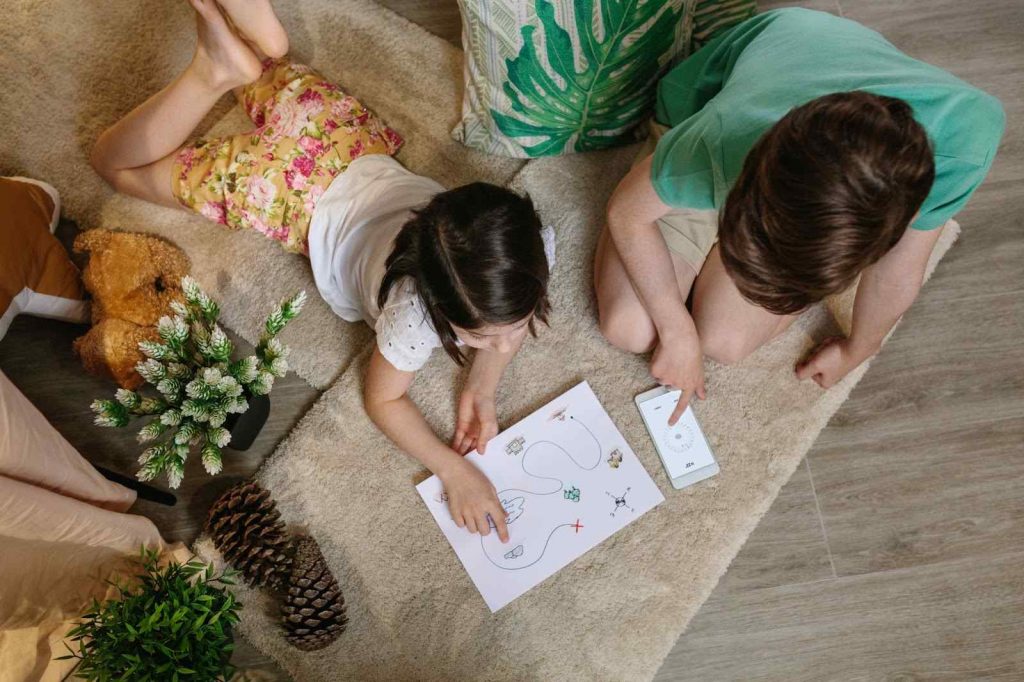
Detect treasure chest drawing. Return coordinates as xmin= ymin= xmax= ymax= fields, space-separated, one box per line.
xmin=505 ymin=436 xmax=526 ymax=456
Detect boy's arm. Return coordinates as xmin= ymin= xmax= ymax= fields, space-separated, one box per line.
xmin=797 ymin=225 xmax=944 ymax=387
xmin=453 ymin=335 xmax=524 ymax=455
xmin=363 ymin=347 xmax=509 ymax=542
xmin=607 ymin=154 xmax=705 ymax=421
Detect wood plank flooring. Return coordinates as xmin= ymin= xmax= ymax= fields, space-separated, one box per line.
xmin=662 ymin=552 xmax=1024 ymax=681
xmin=2 ymin=0 xmax=1020 ymax=679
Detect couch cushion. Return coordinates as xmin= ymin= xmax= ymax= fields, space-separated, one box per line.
xmin=0 ymin=177 xmax=89 ymax=339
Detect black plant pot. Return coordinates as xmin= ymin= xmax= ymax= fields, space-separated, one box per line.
xmin=225 ymin=393 xmax=270 ymax=451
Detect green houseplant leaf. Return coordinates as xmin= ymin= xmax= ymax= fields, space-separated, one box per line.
xmin=59 ymin=548 xmax=242 ymax=681
xmin=493 ymin=0 xmax=684 ymax=156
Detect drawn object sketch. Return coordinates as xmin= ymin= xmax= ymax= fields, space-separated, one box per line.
xmin=416 ymin=382 xmax=665 ymax=611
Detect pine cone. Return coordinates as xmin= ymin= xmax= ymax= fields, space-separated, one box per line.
xmin=205 ymin=481 xmax=292 ymax=588
xmin=281 ymin=535 xmax=348 ymax=651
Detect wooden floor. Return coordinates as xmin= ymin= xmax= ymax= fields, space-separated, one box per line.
xmin=2 ymin=0 xmax=1020 ymax=679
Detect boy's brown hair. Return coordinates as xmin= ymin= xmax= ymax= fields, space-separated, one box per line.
xmin=718 ymin=91 xmax=935 ymax=315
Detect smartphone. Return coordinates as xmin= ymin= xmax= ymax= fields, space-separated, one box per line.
xmin=635 ymin=386 xmax=719 ymax=490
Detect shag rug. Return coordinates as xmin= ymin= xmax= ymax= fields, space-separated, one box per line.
xmin=2 ymin=1 xmax=958 ymax=680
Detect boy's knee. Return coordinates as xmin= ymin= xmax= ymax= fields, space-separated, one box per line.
xmin=699 ymin=323 xmax=754 ymax=366
xmin=598 ymin=300 xmax=655 ymax=354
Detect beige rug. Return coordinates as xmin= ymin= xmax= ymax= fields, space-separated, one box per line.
xmin=2 ymin=1 xmax=958 ymax=680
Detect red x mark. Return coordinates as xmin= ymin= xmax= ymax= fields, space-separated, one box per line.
xmin=571 ymin=519 xmax=584 ymax=533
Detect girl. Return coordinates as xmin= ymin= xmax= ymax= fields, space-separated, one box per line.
xmin=91 ymin=0 xmax=555 ymax=544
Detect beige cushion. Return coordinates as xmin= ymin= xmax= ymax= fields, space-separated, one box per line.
xmin=0 ymin=369 xmax=187 ymax=680
xmin=0 ymin=368 xmax=135 ymax=510
xmin=0 ymin=177 xmax=89 ymax=339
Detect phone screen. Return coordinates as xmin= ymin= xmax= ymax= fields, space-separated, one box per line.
xmin=637 ymin=390 xmax=716 ymax=479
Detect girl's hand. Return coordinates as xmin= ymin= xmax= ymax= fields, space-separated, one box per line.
xmin=453 ymin=389 xmax=499 ymax=455
xmin=796 ymin=336 xmax=871 ymax=388
xmin=441 ymin=459 xmax=510 ymax=543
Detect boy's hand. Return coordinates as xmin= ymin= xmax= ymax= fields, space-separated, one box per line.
xmin=650 ymin=332 xmax=706 ymax=425
xmin=796 ymin=336 xmax=871 ymax=388
xmin=453 ymin=389 xmax=499 ymax=455
xmin=441 ymin=459 xmax=510 ymax=543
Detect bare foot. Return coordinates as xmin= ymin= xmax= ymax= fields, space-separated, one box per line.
xmin=216 ymin=0 xmax=289 ymax=59
xmin=189 ymin=0 xmax=263 ymax=92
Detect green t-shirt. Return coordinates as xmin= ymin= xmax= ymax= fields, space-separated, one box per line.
xmin=651 ymin=8 xmax=1004 ymax=230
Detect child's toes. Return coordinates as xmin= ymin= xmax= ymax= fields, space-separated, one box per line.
xmin=259 ymin=30 xmax=289 ymax=60
xmin=190 ymin=0 xmax=224 ymax=24
xmin=216 ymin=0 xmax=289 ymax=59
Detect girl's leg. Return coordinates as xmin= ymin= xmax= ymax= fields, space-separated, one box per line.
xmin=96 ymin=2 xmax=400 ymax=256
xmin=217 ymin=0 xmax=289 ymax=59
xmin=90 ymin=0 xmax=262 ymax=208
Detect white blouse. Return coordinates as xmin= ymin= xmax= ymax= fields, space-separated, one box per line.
xmin=308 ymin=153 xmax=556 ymax=373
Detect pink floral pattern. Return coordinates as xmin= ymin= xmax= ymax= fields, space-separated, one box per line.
xmin=199 ymin=201 xmax=227 ymax=225
xmin=173 ymin=58 xmax=403 ymax=255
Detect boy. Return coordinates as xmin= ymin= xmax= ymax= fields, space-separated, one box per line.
xmin=595 ymin=8 xmax=1003 ymax=422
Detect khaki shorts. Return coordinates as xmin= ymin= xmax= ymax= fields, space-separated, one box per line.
xmin=635 ymin=120 xmax=719 ymax=272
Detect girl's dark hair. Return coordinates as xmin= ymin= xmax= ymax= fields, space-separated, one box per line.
xmin=377 ymin=183 xmax=551 ymax=365
xmin=719 ymin=91 xmax=935 ymax=315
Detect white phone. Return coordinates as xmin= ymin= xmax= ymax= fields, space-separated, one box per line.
xmin=635 ymin=386 xmax=719 ymax=490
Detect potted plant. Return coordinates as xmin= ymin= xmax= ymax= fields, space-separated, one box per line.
xmin=91 ymin=276 xmax=305 ymax=488
xmin=58 ymin=548 xmax=242 ymax=681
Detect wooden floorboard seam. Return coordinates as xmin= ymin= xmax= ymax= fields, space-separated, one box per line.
xmin=803 ymin=458 xmax=839 ymax=580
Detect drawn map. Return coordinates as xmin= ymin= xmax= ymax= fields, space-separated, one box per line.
xmin=416 ymin=381 xmax=665 ymax=611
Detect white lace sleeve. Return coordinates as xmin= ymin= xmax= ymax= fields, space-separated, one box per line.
xmin=375 ymin=229 xmax=553 ymax=371
xmin=541 ymin=224 xmax=556 ymax=271
xmin=374 ymin=280 xmax=442 ymax=372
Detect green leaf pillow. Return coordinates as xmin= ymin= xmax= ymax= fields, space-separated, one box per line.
xmin=691 ymin=0 xmax=759 ymax=49
xmin=453 ymin=0 xmax=693 ymax=158
xmin=453 ymin=0 xmax=757 ymax=158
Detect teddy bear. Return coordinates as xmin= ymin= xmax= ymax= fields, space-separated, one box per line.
xmin=72 ymin=229 xmax=191 ymax=389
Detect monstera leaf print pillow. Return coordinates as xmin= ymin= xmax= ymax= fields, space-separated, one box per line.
xmin=453 ymin=0 xmax=694 ymax=158
xmin=453 ymin=0 xmax=758 ymax=158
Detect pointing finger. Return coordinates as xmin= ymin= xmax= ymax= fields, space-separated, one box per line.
xmin=669 ymin=389 xmax=691 ymax=425
xmin=492 ymin=505 xmax=510 ymax=543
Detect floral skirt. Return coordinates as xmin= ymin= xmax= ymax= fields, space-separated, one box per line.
xmin=172 ymin=59 xmax=403 ymax=255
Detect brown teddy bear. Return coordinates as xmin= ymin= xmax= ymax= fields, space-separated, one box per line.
xmin=72 ymin=229 xmax=191 ymax=389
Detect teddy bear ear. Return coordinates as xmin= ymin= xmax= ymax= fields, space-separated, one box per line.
xmin=73 ymin=228 xmax=113 ymax=254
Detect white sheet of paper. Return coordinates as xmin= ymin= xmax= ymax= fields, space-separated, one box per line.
xmin=416 ymin=381 xmax=665 ymax=612
xmin=636 ymin=390 xmax=717 ymax=479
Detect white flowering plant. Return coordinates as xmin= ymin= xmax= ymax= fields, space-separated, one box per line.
xmin=91 ymin=276 xmax=306 ymax=488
